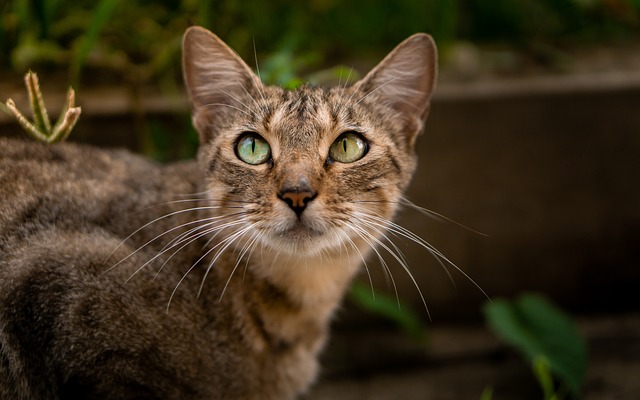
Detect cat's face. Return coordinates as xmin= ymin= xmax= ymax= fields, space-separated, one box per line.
xmin=182 ymin=27 xmax=437 ymax=260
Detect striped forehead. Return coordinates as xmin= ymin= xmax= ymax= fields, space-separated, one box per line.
xmin=267 ymin=89 xmax=334 ymax=146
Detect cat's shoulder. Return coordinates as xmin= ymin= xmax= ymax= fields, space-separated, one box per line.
xmin=1 ymin=136 xmax=155 ymax=172
xmin=0 ymin=136 xmax=200 ymax=191
xmin=0 ymin=136 xmax=201 ymax=243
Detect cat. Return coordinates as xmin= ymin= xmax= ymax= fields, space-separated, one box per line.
xmin=0 ymin=26 xmax=437 ymax=399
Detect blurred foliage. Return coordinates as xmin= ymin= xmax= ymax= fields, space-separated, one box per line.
xmin=350 ymin=281 xmax=428 ymax=345
xmin=2 ymin=0 xmax=639 ymax=159
xmin=484 ymin=293 xmax=588 ymax=399
xmin=2 ymin=0 xmax=640 ymax=89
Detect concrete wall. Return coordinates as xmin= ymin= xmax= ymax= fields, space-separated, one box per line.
xmin=389 ymin=85 xmax=640 ymax=319
xmin=3 ymin=80 xmax=639 ymax=320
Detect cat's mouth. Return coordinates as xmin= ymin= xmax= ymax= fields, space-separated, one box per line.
xmin=258 ymin=213 xmax=337 ymax=255
xmin=275 ymin=219 xmax=325 ymax=239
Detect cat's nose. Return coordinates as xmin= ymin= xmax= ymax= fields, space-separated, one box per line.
xmin=278 ymin=185 xmax=317 ymax=217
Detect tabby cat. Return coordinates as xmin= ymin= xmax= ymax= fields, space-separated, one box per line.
xmin=0 ymin=26 xmax=437 ymax=399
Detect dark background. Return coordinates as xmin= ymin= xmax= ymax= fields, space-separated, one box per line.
xmin=2 ymin=1 xmax=640 ymax=398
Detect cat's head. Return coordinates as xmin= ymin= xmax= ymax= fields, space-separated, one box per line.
xmin=182 ymin=26 xmax=436 ymax=262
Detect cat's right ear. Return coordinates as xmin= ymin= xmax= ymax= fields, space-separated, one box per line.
xmin=182 ymin=26 xmax=263 ymax=143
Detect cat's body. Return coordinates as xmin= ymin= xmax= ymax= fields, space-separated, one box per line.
xmin=0 ymin=138 xmax=324 ymax=399
xmin=0 ymin=27 xmax=437 ymax=399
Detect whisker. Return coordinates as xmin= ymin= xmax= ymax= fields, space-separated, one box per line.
xmin=343 ymin=66 xmax=354 ymax=89
xmin=166 ymin=224 xmax=250 ymax=312
xmin=206 ymin=226 xmax=254 ymax=301
xmin=351 ymin=220 xmax=431 ymax=320
xmin=241 ymin=233 xmax=261 ymax=283
xmin=208 ymin=228 xmax=258 ymax=299
xmin=218 ymin=88 xmax=260 ymax=118
xmin=252 ymin=37 xmax=270 ymax=110
xmin=161 ymin=213 xmax=245 ymax=252
xmin=337 ymin=65 xmax=356 ymax=113
xmin=360 ymin=212 xmax=490 ymax=302
xmin=153 ymin=217 xmax=248 ymax=280
xmin=169 ymin=190 xmax=210 ymax=198
xmin=347 ymin=224 xmax=401 ymax=308
xmin=124 ymin=217 xmax=247 ymax=285
xmin=354 ymin=197 xmax=487 ymax=237
xmin=237 ymin=79 xmax=264 ymax=115
xmin=354 ymin=71 xmax=412 ymax=106
xmin=343 ymin=232 xmax=376 ymax=300
xmin=361 ymin=211 xmax=456 ymax=287
xmin=400 ymin=197 xmax=488 ymax=237
xmin=200 ymin=103 xmax=253 ymax=117
xmin=104 ymin=205 xmax=237 ymax=271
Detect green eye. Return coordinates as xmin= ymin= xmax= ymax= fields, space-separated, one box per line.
xmin=236 ymin=132 xmax=271 ymax=165
xmin=329 ymin=132 xmax=368 ymax=163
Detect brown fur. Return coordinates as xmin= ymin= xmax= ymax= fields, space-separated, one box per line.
xmin=0 ymin=27 xmax=437 ymax=399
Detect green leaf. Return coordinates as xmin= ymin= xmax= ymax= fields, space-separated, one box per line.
xmin=350 ymin=282 xmax=428 ymax=344
xmin=70 ymin=0 xmax=121 ymax=85
xmin=480 ymin=386 xmax=493 ymax=400
xmin=533 ymin=356 xmax=558 ymax=400
xmin=483 ymin=293 xmax=587 ymax=396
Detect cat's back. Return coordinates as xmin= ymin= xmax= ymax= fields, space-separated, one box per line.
xmin=0 ymin=136 xmax=204 ymax=297
xmin=0 ymin=137 xmax=215 ymax=399
xmin=0 ymin=137 xmax=200 ymax=246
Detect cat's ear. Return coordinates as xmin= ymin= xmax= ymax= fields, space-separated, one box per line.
xmin=182 ymin=26 xmax=262 ymax=143
xmin=355 ymin=33 xmax=437 ymax=148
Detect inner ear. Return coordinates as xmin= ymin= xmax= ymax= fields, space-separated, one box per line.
xmin=182 ymin=26 xmax=263 ymax=142
xmin=354 ymin=33 xmax=438 ymax=147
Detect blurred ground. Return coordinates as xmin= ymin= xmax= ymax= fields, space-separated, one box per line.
xmin=2 ymin=42 xmax=639 ymax=399
xmin=306 ymin=313 xmax=640 ymax=400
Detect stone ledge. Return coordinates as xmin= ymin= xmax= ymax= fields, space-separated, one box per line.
xmin=309 ymin=313 xmax=640 ymax=400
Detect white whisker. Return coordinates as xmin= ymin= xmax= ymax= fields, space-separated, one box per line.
xmin=400 ymin=196 xmax=488 ymax=237
xmin=124 ymin=217 xmax=247 ymax=285
xmin=104 ymin=205 xmax=236 ymax=271
xmin=237 ymin=80 xmax=264 ymax=115
xmin=207 ymin=226 xmax=254 ymax=301
xmin=218 ymin=88 xmax=260 ymax=118
xmin=359 ymin=211 xmax=490 ymax=302
xmin=351 ymin=220 xmax=430 ymax=320
xmin=347 ymin=224 xmax=401 ymax=308
xmin=204 ymin=227 xmax=258 ymax=298
xmin=166 ymin=223 xmax=251 ymax=312
xmin=201 ymin=103 xmax=254 ymax=117
xmin=153 ymin=218 xmax=248 ymax=281
xmin=343 ymin=232 xmax=376 ymax=299
xmin=252 ymin=37 xmax=269 ymax=110
xmin=354 ymin=71 xmax=412 ymax=106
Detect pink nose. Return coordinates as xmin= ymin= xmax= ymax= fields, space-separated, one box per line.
xmin=281 ymin=191 xmax=314 ymax=208
xmin=278 ymin=174 xmax=318 ymax=217
xmin=279 ymin=189 xmax=316 ymax=217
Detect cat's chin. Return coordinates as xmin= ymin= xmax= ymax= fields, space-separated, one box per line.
xmin=258 ymin=221 xmax=343 ymax=258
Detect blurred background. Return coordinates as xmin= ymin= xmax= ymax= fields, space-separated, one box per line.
xmin=1 ymin=1 xmax=640 ymax=399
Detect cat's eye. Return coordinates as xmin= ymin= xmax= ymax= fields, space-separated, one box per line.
xmin=329 ymin=132 xmax=368 ymax=163
xmin=236 ymin=132 xmax=271 ymax=165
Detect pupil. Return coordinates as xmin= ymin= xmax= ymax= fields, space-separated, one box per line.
xmin=342 ymin=138 xmax=347 ymax=152
xmin=251 ymin=138 xmax=256 ymax=154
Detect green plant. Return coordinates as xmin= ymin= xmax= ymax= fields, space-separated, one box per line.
xmin=483 ymin=293 xmax=587 ymax=399
xmin=70 ymin=0 xmax=122 ymax=85
xmin=5 ymin=70 xmax=80 ymax=143
xmin=350 ymin=281 xmax=428 ymax=344
xmin=480 ymin=386 xmax=494 ymax=400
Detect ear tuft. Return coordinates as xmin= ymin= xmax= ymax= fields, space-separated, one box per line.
xmin=355 ymin=34 xmax=438 ymax=146
xmin=182 ymin=26 xmax=262 ymax=142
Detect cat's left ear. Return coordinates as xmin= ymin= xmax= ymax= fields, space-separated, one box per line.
xmin=355 ymin=33 xmax=437 ymax=149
